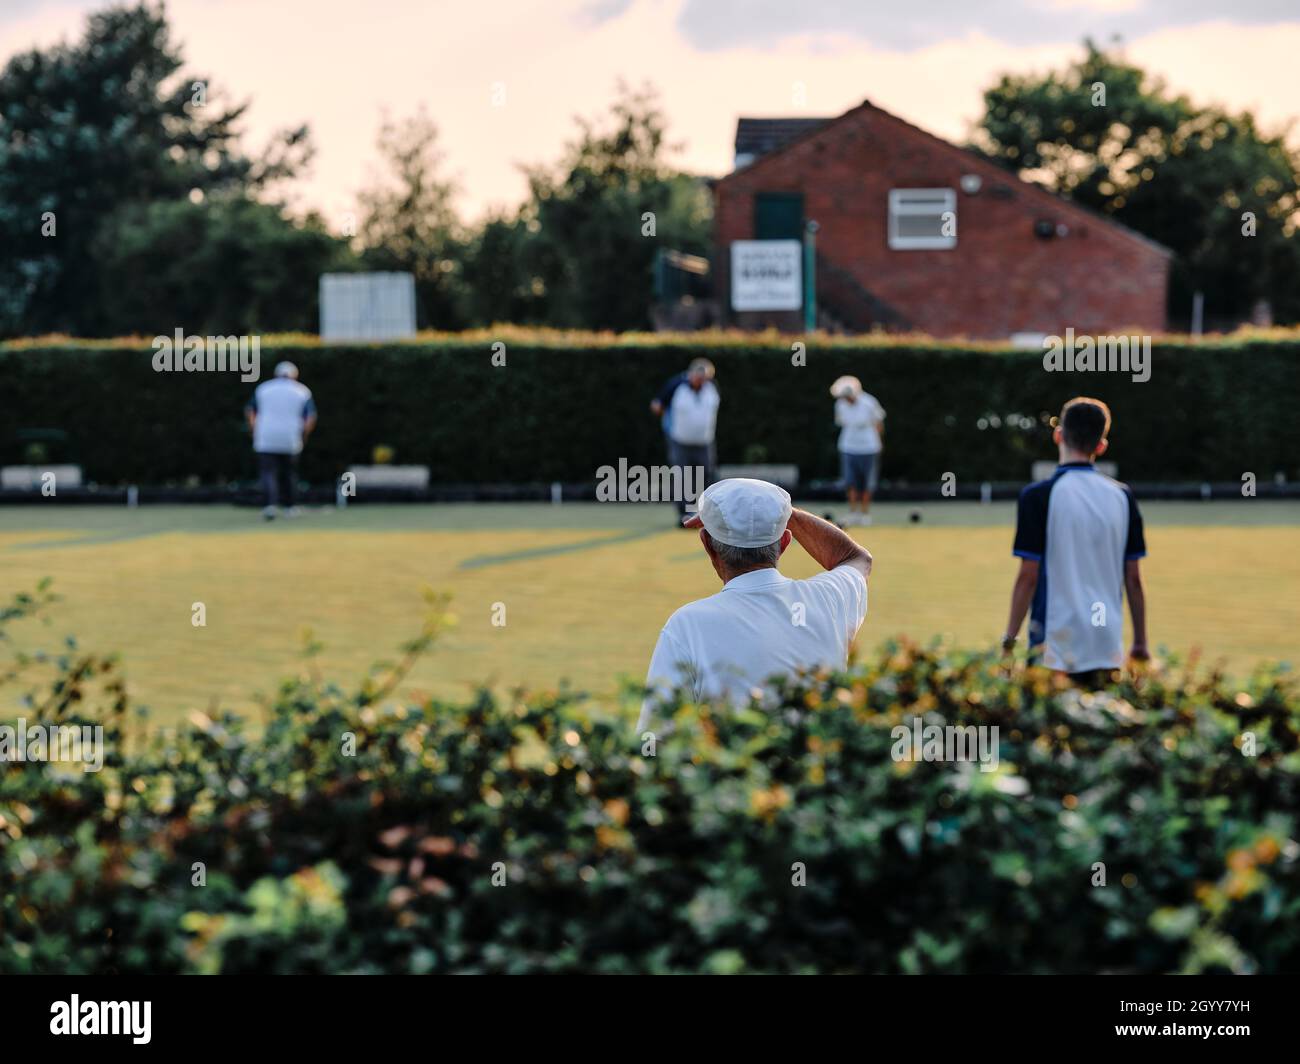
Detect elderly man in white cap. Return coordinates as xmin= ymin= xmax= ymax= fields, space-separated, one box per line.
xmin=245 ymin=361 xmax=317 ymax=521
xmin=639 ymin=478 xmax=871 ymax=731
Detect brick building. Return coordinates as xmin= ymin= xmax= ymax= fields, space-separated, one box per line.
xmin=713 ymin=100 xmax=1171 ymax=338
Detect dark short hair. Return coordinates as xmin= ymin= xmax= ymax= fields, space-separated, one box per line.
xmin=1059 ymin=397 xmax=1112 ymax=453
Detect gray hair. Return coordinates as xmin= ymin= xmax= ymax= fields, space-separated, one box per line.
xmin=711 ymin=538 xmax=782 ymax=570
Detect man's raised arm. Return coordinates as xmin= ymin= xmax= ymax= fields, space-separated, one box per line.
xmin=787 ymin=508 xmax=871 ymax=579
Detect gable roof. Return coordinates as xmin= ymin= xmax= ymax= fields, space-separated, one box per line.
xmin=719 ymin=99 xmax=1174 ymax=260
xmin=734 ymin=118 xmax=833 ymax=163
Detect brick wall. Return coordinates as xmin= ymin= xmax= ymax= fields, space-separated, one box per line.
xmin=714 ymin=103 xmax=1171 ymax=339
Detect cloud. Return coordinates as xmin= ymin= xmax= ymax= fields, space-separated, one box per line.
xmin=670 ymin=0 xmax=1300 ymax=52
xmin=0 ymin=1 xmax=101 ymax=72
xmin=575 ymin=0 xmax=635 ymax=28
xmin=0 ymin=0 xmax=80 ymax=21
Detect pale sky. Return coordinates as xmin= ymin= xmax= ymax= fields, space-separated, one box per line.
xmin=3 ymin=0 xmax=1299 ymax=230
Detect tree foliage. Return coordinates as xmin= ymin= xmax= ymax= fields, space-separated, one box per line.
xmin=0 ymin=3 xmax=710 ymax=336
xmin=973 ymin=40 xmax=1300 ymax=326
xmin=90 ymin=195 xmax=352 ymax=336
xmin=0 ymin=2 xmax=340 ymax=337
xmin=475 ymin=84 xmax=712 ymax=331
xmin=356 ymin=109 xmax=466 ymax=329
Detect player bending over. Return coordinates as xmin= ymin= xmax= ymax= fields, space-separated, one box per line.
xmin=830 ymin=375 xmax=885 ymax=526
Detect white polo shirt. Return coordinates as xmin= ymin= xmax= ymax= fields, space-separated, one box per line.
xmin=1013 ymin=462 xmax=1147 ymax=672
xmin=667 ymin=380 xmax=720 ymax=446
xmin=834 ymin=393 xmax=885 ymax=455
xmin=639 ymin=565 xmax=868 ymax=731
xmin=249 ymin=378 xmax=315 ymax=455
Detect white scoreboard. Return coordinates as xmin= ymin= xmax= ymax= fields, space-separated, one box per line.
xmin=730 ymin=240 xmax=802 ymax=312
xmin=319 ymin=272 xmax=417 ymax=342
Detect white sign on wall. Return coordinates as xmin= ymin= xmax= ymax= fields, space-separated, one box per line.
xmin=320 ymin=272 xmax=417 ymax=342
xmin=730 ymin=240 xmax=802 ymax=312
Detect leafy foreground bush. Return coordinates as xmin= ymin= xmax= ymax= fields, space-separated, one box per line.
xmin=2 ymin=585 xmax=1298 ymax=974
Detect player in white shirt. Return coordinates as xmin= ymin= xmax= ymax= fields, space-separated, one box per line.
xmin=640 ymin=478 xmax=871 ymax=732
xmin=244 ymin=361 xmax=317 ymax=521
xmin=650 ymin=358 xmax=720 ymax=520
xmin=830 ymin=375 xmax=885 ymax=526
xmin=1003 ymin=397 xmax=1149 ymax=684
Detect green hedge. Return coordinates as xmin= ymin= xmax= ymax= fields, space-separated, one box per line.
xmin=3 ymin=333 xmax=1299 ymax=485
xmin=2 ymin=585 xmax=1298 ymax=974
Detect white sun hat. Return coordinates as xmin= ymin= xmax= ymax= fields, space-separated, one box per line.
xmin=830 ymin=374 xmax=861 ymax=399
xmin=697 ymin=478 xmax=793 ymax=548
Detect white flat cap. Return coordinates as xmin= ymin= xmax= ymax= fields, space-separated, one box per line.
xmin=697 ymin=478 xmax=792 ymax=548
xmin=830 ymin=374 xmax=861 ymax=399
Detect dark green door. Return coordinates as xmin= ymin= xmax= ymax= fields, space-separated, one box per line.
xmin=754 ymin=193 xmax=804 ymax=240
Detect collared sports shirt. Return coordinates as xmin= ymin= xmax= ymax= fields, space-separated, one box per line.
xmin=639 ymin=565 xmax=868 ymax=731
xmin=1013 ymin=462 xmax=1147 ymax=672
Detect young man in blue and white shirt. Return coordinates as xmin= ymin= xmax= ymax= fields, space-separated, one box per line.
xmin=1003 ymin=397 xmax=1149 ymax=682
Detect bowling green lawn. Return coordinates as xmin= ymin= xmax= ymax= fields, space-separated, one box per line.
xmin=1 ymin=500 xmax=1297 ymax=725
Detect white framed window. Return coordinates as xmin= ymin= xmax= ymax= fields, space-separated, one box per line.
xmin=888 ymin=188 xmax=957 ymax=250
